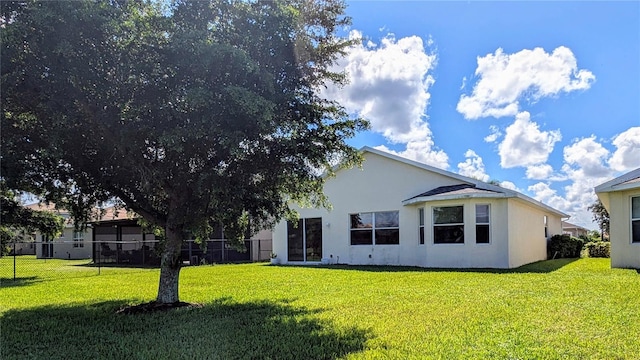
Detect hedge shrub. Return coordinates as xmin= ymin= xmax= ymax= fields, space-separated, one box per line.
xmin=548 ymin=234 xmax=584 ymax=259
xmin=582 ymin=241 xmax=610 ymax=258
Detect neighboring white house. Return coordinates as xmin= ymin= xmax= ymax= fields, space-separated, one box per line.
xmin=28 ymin=203 xmax=93 ymax=260
xmin=595 ymin=167 xmax=640 ymax=269
xmin=273 ymin=147 xmax=567 ymax=269
xmin=562 ymin=221 xmax=589 ymax=238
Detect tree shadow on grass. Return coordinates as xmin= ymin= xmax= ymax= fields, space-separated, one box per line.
xmin=0 ymin=276 xmax=40 ymax=288
xmin=2 ymin=298 xmax=371 ymax=360
xmin=285 ymin=258 xmax=580 ymax=274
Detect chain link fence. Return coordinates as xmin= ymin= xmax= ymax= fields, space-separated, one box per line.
xmin=1 ymin=238 xmax=272 ymax=283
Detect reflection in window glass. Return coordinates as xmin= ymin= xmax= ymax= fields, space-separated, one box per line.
xmin=350 ymin=211 xmax=399 ymax=245
xmin=305 ymin=218 xmax=323 ymax=261
xmin=632 ymin=197 xmax=640 ymax=243
xmin=351 ymin=213 xmax=373 ymax=229
xmin=419 ymin=208 xmax=425 ymax=245
xmin=433 ymin=206 xmax=463 ymax=224
xmin=375 ymin=211 xmax=399 ymax=228
xmin=287 ymin=219 xmax=304 ymax=261
xmin=476 ymin=204 xmax=490 ymax=244
xmin=476 ymin=205 xmax=489 ymax=223
xmin=433 ymin=206 xmax=464 ymax=244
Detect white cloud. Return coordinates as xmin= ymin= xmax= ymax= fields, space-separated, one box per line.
xmin=525 ymin=164 xmax=554 ymax=180
xmin=457 ymin=46 xmax=595 ymax=120
xmin=375 ymin=139 xmax=449 ymax=169
xmin=484 ymin=125 xmax=502 ymax=143
xmin=498 ymin=111 xmax=562 ymax=168
xmin=562 ymin=136 xmax=611 ymax=178
xmin=323 ymin=30 xmax=448 ymax=168
xmin=526 ymin=137 xmax=611 ymax=230
xmin=460 ymin=76 xmax=467 ymax=91
xmin=499 ymin=181 xmax=518 ymax=191
xmin=560 ymin=137 xmax=612 ymax=217
xmin=457 ymin=149 xmax=489 ymax=181
xmin=528 ymin=182 xmax=572 ymax=212
xmin=609 ymin=127 xmax=640 ymax=171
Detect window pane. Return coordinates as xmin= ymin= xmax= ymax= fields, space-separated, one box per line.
xmin=476 ymin=225 xmax=490 ymax=244
xmin=419 ymin=227 xmax=425 ymax=245
xmin=375 ymin=229 xmax=399 ymax=245
xmin=375 ymin=211 xmax=399 ymax=228
xmin=433 ymin=206 xmax=463 ymax=224
xmin=632 ymin=220 xmax=640 ymax=243
xmin=434 ymin=225 xmax=464 ymax=244
xmin=476 ymin=205 xmax=489 ymax=223
xmin=305 ymin=218 xmax=322 ymax=261
xmin=632 ymin=197 xmax=640 ymax=219
xmin=287 ymin=220 xmax=304 ymax=261
xmin=419 ymin=208 xmax=424 ymax=226
xmin=351 ymin=213 xmax=372 ymax=229
xmin=351 ymin=230 xmax=373 ymax=245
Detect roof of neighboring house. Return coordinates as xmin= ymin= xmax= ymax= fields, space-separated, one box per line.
xmin=94 ymin=206 xmax=136 ymax=222
xmin=359 ymin=147 xmax=568 ymax=218
xmin=24 ymin=203 xmax=136 ymax=225
xmin=595 ymin=167 xmax=640 ymax=194
xmin=562 ymin=221 xmax=589 ymax=231
xmin=25 ymin=202 xmax=65 ymax=213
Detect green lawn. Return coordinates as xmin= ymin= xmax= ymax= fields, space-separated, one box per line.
xmin=1 ymin=257 xmax=639 ymax=359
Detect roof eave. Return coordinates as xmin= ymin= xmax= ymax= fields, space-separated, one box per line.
xmin=402 ymin=193 xmax=511 ymax=206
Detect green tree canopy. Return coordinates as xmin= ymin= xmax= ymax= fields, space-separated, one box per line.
xmin=1 ymin=0 xmax=367 ymax=303
xmin=588 ymin=199 xmax=610 ymax=240
xmin=0 ymin=186 xmax=64 ymax=255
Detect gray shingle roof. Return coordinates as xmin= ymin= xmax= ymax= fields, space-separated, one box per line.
xmin=406 ymin=184 xmax=503 ymax=201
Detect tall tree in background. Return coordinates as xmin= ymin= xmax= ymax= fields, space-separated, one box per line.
xmin=0 ymin=186 xmax=64 ymax=255
xmin=588 ymin=199 xmax=610 ymax=240
xmin=1 ymin=0 xmax=367 ymax=304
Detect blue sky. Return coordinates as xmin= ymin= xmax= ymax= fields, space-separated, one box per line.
xmin=322 ymin=1 xmax=640 ymax=230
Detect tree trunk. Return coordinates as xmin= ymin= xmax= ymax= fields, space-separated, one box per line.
xmin=156 ymin=227 xmax=183 ymax=304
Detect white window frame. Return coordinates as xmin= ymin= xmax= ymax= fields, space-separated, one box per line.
xmin=350 ymin=211 xmax=400 ymax=245
xmin=475 ymin=204 xmax=490 ymax=244
xmin=73 ymin=230 xmax=84 ymax=248
xmin=432 ymin=205 xmax=464 ymax=244
xmin=631 ymin=196 xmax=640 ymax=244
xmin=418 ymin=208 xmax=425 ymax=245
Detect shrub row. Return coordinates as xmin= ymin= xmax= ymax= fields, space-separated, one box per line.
xmin=548 ymin=234 xmax=584 ymax=259
xmin=582 ymin=241 xmax=610 ymax=258
xmin=548 ymin=234 xmax=610 ymax=259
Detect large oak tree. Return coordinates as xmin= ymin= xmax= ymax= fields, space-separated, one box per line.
xmin=1 ymin=0 xmax=367 ymax=303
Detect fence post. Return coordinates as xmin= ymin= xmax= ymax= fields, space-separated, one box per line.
xmin=98 ymin=241 xmax=101 ymax=276
xmin=13 ymin=239 xmax=17 ymax=280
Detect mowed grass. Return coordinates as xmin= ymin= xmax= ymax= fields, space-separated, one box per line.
xmin=1 ymin=257 xmax=639 ymax=359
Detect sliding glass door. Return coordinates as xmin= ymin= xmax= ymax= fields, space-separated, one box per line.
xmin=287 ymin=218 xmax=322 ymax=262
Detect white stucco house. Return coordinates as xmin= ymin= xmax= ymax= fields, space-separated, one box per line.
xmin=595 ymin=167 xmax=640 ymax=269
xmin=273 ymin=147 xmax=567 ymax=269
xmin=28 ymin=203 xmax=93 ymax=260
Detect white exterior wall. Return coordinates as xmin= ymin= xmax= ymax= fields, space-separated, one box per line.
xmin=273 ymin=151 xmax=556 ymax=269
xmin=274 ymin=151 xmax=463 ymax=266
xmin=420 ymin=198 xmax=510 ymax=268
xmin=607 ymin=189 xmax=640 ymax=268
xmin=506 ymin=199 xmax=561 ymax=268
xmin=35 ymin=227 xmax=92 ymax=260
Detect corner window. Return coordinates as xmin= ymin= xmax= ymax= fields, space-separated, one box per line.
xmin=632 ymin=197 xmax=640 ymax=243
xmin=350 ymin=211 xmax=399 ymax=245
xmin=73 ymin=231 xmax=84 ymax=248
xmin=419 ymin=208 xmax=425 ymax=245
xmin=544 ymin=215 xmax=548 ymax=238
xmin=433 ymin=206 xmax=464 ymax=244
xmin=475 ymin=204 xmax=490 ymax=244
